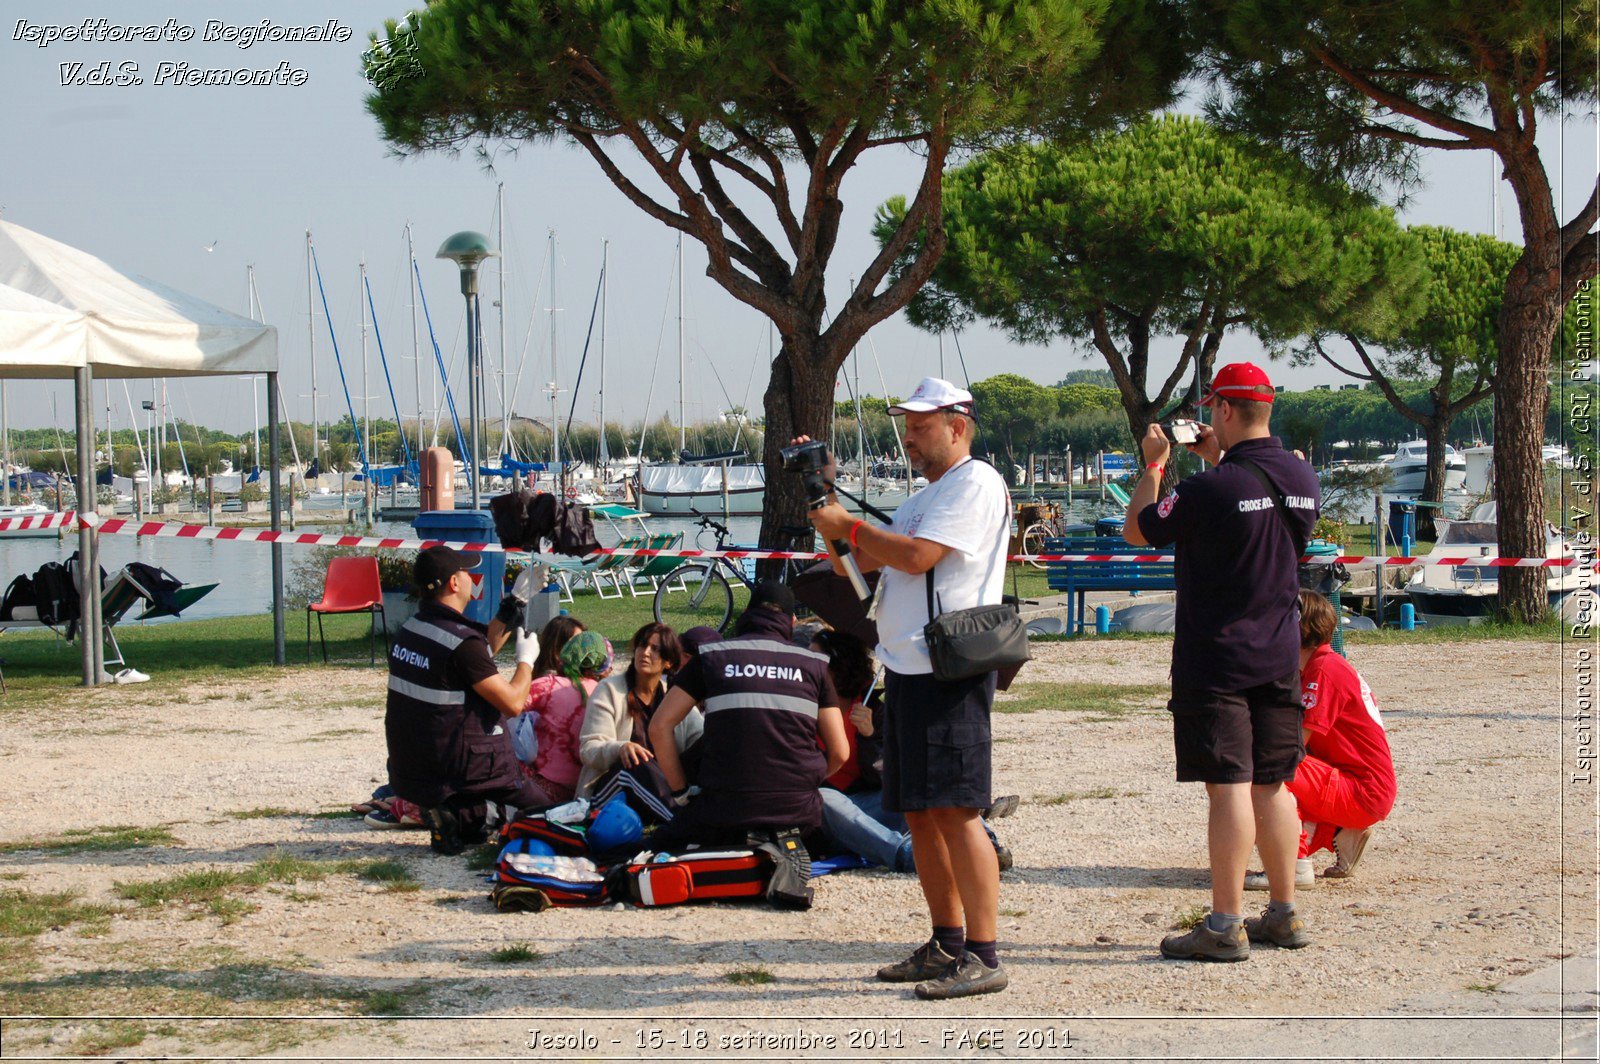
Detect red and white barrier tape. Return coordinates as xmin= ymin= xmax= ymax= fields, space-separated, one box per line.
xmin=1 ymin=511 xmax=1582 ymax=568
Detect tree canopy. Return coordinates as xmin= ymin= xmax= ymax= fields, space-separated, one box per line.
xmin=882 ymin=114 xmax=1426 ymax=450
xmin=1201 ymin=0 xmax=1599 ymax=619
xmin=365 ymin=0 xmax=1190 ymax=544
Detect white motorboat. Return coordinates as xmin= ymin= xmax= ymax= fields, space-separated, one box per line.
xmin=1404 ymin=502 xmax=1583 ymax=625
xmin=639 ymin=462 xmax=766 ymax=516
xmin=1375 ymin=440 xmax=1467 ymax=494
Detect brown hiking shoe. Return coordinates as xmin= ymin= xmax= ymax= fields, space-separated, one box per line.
xmin=914 ymin=953 xmax=1009 ymax=1000
xmin=1323 ymin=827 xmax=1372 ymax=878
xmin=877 ymin=940 xmax=958 ymax=983
xmin=1244 ymin=906 xmax=1311 ymax=949
xmin=1159 ymin=921 xmax=1249 ymax=962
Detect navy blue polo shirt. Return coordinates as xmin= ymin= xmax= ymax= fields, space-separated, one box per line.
xmin=1137 ymin=436 xmax=1320 ymax=693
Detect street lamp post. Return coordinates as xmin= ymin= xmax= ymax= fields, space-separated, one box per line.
xmin=436 ymin=231 xmax=498 ymax=510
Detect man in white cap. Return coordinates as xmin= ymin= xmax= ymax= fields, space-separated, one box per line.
xmin=804 ymin=377 xmax=1012 ymax=999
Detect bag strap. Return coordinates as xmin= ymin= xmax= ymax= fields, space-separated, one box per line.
xmin=1231 ymin=457 xmax=1308 ymax=555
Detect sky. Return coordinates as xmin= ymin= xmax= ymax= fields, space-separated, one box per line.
xmin=1 ymin=1 xmax=1595 ymax=442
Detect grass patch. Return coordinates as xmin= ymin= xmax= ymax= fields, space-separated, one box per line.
xmin=357 ymin=859 xmax=420 ymax=893
xmin=0 ymin=824 xmax=177 ymax=855
xmin=995 ymin=682 xmax=1168 ymax=715
xmin=228 ymin=808 xmax=294 ymax=820
xmin=114 ymin=851 xmax=419 ymax=920
xmin=1464 ymin=981 xmax=1500 ymax=993
xmin=488 ymin=943 xmax=542 ymax=964
xmin=1037 ymin=787 xmax=1142 ymax=805
xmin=306 ymin=809 xmax=359 ymax=820
xmin=1170 ymin=906 xmax=1209 ymax=931
xmin=0 ymin=888 xmax=113 ymax=941
xmin=302 ymin=728 xmax=368 ymax=743
xmin=723 ymin=967 xmax=774 ymax=986
xmin=360 ymin=984 xmax=431 ymax=1015
xmin=1344 ymin=615 xmax=1562 ymax=645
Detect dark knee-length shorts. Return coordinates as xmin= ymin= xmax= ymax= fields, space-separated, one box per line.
xmin=881 ymin=668 xmax=995 ymax=813
xmin=1168 ymin=671 xmax=1304 ymax=785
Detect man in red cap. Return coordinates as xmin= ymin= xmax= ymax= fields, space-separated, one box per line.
xmin=1123 ymin=361 xmax=1321 ymax=961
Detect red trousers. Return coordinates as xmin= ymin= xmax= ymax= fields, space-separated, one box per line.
xmin=1286 ymin=756 xmax=1386 ymax=858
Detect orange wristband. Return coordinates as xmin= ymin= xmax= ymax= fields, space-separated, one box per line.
xmin=849 ymin=520 xmax=864 ymax=549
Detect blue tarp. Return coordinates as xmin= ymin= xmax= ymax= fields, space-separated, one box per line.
xmin=8 ymin=471 xmax=59 ymax=490
xmin=352 ymin=463 xmax=416 ymax=487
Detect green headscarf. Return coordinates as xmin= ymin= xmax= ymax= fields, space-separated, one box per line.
xmin=559 ymin=631 xmax=614 ymax=706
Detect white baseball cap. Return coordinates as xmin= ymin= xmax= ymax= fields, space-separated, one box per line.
xmin=887 ymin=377 xmax=977 ymax=419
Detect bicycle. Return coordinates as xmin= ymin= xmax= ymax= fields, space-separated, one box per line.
xmin=651 ymin=512 xmax=816 ymax=633
xmin=1016 ymin=499 xmax=1068 ymax=570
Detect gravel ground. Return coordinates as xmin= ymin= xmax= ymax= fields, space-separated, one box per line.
xmin=0 ymin=635 xmax=1592 ymax=1060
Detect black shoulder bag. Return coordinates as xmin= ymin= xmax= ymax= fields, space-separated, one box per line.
xmin=923 ymin=568 xmax=1031 ymax=683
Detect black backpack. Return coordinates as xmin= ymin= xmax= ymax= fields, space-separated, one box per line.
xmin=126 ymin=562 xmax=184 ymax=614
xmin=0 ymin=574 xmax=36 ymax=621
xmin=32 ymin=561 xmax=78 ymax=627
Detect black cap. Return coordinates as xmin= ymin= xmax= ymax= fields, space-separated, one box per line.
xmin=748 ymin=579 xmax=797 ymax=616
xmin=414 ymin=544 xmax=482 ymax=592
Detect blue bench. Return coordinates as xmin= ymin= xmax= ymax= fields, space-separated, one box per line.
xmin=1044 ymin=536 xmax=1176 ymax=633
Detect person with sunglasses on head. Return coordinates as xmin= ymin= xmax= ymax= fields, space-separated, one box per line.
xmin=576 ymin=622 xmax=703 ymax=800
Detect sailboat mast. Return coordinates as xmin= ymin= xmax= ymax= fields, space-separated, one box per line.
xmin=677 ymin=235 xmax=685 ymax=453
xmin=498 ymin=184 xmax=510 ymax=462
xmin=305 ymin=231 xmax=319 ymax=465
xmin=599 ymin=239 xmax=609 ymax=473
xmin=407 ymin=223 xmax=423 ymax=458
xmin=360 ymin=260 xmax=372 ymax=476
xmin=549 ymin=229 xmax=560 ymax=471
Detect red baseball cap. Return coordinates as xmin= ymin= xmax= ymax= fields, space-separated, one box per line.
xmin=1201 ymin=362 xmax=1276 ymax=405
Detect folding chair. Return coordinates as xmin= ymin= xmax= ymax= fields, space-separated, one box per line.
xmin=586 ymin=534 xmax=646 ymax=599
xmin=627 ymin=532 xmax=688 ymax=597
xmin=306 ymin=556 xmax=388 ymax=665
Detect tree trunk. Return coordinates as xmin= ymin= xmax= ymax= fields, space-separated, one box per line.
xmin=758 ymin=337 xmax=836 ymax=578
xmin=1492 ymin=256 xmax=1562 ymax=623
xmin=1418 ymin=415 xmax=1449 ymax=541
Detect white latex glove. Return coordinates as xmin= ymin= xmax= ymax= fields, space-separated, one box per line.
xmin=514 ymin=628 xmax=540 ymax=667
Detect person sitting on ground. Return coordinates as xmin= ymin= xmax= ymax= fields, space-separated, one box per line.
xmin=576 ymin=623 xmax=702 ymax=799
xmin=1245 ymin=591 xmax=1396 ymax=888
xmin=514 ymin=631 xmax=614 ymax=808
xmin=529 ymin=615 xmax=585 ymax=678
xmin=648 ymin=581 xmax=849 ymax=853
xmin=383 ymin=546 xmax=542 ymax=855
xmin=810 ymin=628 xmax=1018 ymax=873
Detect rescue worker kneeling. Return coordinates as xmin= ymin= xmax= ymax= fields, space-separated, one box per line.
xmin=648 ymin=581 xmax=848 ymax=898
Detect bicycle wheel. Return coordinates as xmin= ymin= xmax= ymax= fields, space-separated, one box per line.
xmin=653 ymin=563 xmax=735 ymax=633
xmin=1020 ymin=523 xmax=1053 ymax=570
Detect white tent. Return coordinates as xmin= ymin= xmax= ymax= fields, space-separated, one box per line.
xmin=0 ymin=220 xmax=275 ymax=378
xmin=0 ymin=220 xmax=284 ymax=683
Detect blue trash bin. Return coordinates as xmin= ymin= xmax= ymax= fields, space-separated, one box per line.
xmin=413 ymin=509 xmax=503 ymax=625
xmin=1386 ymin=501 xmax=1417 ymax=551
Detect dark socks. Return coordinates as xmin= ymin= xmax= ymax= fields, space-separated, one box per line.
xmin=966 ymin=939 xmax=999 ymax=968
xmin=932 ymin=925 xmax=965 ymax=957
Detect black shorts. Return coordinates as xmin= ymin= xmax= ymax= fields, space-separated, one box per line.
xmin=881 ymin=669 xmax=995 ymax=813
xmin=1169 ymin=672 xmax=1304 ymax=785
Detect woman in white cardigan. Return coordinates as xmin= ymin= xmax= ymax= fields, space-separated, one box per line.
xmin=576 ymin=622 xmax=705 ymax=796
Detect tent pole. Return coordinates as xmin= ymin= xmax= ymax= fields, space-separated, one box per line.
xmin=74 ymin=367 xmax=98 ymax=686
xmin=268 ymin=371 xmax=286 ymax=665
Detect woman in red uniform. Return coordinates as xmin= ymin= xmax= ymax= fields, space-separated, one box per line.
xmin=1249 ymin=591 xmax=1397 ymax=887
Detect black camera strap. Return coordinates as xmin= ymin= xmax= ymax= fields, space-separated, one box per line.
xmin=829 ymin=483 xmax=896 ymax=524
xmin=1231 ymin=457 xmax=1308 ymax=555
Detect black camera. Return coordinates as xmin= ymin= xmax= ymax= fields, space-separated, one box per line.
xmin=779 ymin=440 xmax=834 ymax=509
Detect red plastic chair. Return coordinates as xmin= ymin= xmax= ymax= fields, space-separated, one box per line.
xmin=307 ymin=556 xmax=388 ymax=665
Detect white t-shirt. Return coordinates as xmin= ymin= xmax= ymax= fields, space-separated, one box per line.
xmin=875 ymin=457 xmax=1011 ymax=675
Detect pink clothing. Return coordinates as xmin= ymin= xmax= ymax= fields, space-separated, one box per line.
xmin=524 ymin=675 xmax=598 ymax=791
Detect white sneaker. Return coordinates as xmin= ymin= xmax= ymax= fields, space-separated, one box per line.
xmin=113 ymin=668 xmax=150 ymax=684
xmin=1324 ymin=827 xmax=1373 ymax=878
xmin=1244 ymin=857 xmax=1314 ymax=890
